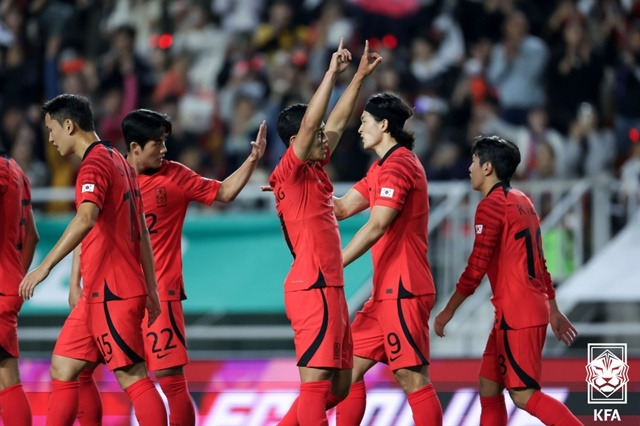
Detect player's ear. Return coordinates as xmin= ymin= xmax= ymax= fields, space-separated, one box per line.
xmin=130 ymin=141 xmax=140 ymax=154
xmin=64 ymin=119 xmax=75 ymax=135
xmin=483 ymin=162 xmax=493 ymax=175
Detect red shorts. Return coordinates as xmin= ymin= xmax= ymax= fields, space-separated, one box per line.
xmin=351 ymin=294 xmax=435 ymax=370
xmin=285 ymin=286 xmax=352 ymax=369
xmin=143 ymin=300 xmax=188 ymax=371
xmin=54 ymin=297 xmax=146 ymax=371
xmin=479 ymin=325 xmax=546 ymax=389
xmin=0 ymin=295 xmax=23 ymax=358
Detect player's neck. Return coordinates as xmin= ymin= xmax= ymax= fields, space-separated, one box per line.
xmin=74 ymin=132 xmax=101 ymax=159
xmin=481 ymin=176 xmax=501 ymax=197
xmin=374 ymin=137 xmax=397 ymax=159
xmin=126 ymin=155 xmax=144 ymax=175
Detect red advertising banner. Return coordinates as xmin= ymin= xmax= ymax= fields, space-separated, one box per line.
xmin=16 ymin=358 xmax=640 ymax=425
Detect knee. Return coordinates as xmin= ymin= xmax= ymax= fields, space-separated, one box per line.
xmin=394 ymin=369 xmax=428 ymax=395
xmin=508 ymin=389 xmax=534 ymax=410
xmin=50 ymin=360 xmax=73 ymax=381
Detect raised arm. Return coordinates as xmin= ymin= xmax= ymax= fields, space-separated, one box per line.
xmin=292 ymin=39 xmax=352 ymax=162
xmin=333 ymin=187 xmax=369 ymax=221
xmin=139 ymin=212 xmax=161 ymax=326
xmin=19 ymin=201 xmax=98 ymax=300
xmin=342 ymin=205 xmax=398 ymax=267
xmin=325 ymin=40 xmax=382 ymax=154
xmin=216 ymin=121 xmax=267 ymax=202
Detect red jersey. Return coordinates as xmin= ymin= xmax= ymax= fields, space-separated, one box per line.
xmin=269 ymin=146 xmax=344 ymax=292
xmin=353 ymin=145 xmax=435 ymax=300
xmin=76 ymin=142 xmax=147 ymax=302
xmin=137 ymin=160 xmax=220 ymax=301
xmin=456 ymin=182 xmax=556 ymax=330
xmin=0 ymin=154 xmax=32 ymax=295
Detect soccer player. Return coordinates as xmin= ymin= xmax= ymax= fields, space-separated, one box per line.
xmin=18 ymin=94 xmax=167 ymax=425
xmin=270 ymin=39 xmax=381 ymax=426
xmin=434 ymin=135 xmax=581 ymax=426
xmin=69 ymin=109 xmax=267 ymax=425
xmin=0 ymin=143 xmax=39 ymax=426
xmin=332 ymin=92 xmax=443 ymax=426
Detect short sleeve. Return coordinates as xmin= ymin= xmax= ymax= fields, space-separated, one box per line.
xmin=353 ymin=175 xmax=369 ymax=198
xmin=373 ymin=158 xmax=412 ymax=210
xmin=270 ymin=146 xmax=307 ymax=186
xmin=76 ymin=155 xmax=110 ymax=209
xmin=174 ymin=162 xmax=221 ymax=205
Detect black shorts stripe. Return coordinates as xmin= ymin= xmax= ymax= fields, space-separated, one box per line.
xmin=167 ymin=302 xmax=186 ymax=347
xmin=0 ymin=343 xmax=14 ymax=359
xmin=396 ymin=295 xmax=428 ymax=366
xmin=297 ymin=288 xmax=329 ymax=367
xmin=102 ymin=281 xmax=144 ymax=364
xmin=503 ymin=329 xmax=540 ymax=389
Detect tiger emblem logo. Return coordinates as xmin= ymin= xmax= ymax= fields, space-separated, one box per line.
xmin=586 ymin=349 xmax=629 ymax=398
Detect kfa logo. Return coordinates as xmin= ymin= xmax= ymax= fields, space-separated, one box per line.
xmin=586 ymin=343 xmax=628 ymax=422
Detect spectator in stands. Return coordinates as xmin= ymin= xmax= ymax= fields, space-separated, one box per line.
xmin=487 ymin=11 xmax=548 ymax=125
xmin=565 ymin=102 xmax=616 ymax=177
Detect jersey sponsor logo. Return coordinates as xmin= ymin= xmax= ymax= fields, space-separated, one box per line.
xmin=155 ymin=187 xmax=167 ymax=206
xmin=586 ymin=343 xmax=628 ymax=404
xmin=380 ymin=187 xmax=394 ymax=198
xmin=475 ymin=224 xmax=483 ymax=234
xmin=82 ymin=183 xmax=95 ymax=193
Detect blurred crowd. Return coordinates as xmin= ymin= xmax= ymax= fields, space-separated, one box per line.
xmin=1 ymin=0 xmax=640 ymax=212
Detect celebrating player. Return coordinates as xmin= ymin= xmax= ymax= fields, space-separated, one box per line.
xmin=270 ymin=40 xmax=381 ymax=426
xmin=333 ymin=92 xmax=443 ymax=426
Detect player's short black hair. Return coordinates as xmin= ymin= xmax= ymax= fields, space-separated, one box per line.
xmin=42 ymin=94 xmax=95 ymax=132
xmin=276 ymin=103 xmax=307 ymax=148
xmin=471 ymin=135 xmax=521 ymax=181
xmin=122 ymin=109 xmax=172 ymax=151
xmin=364 ymin=92 xmax=415 ymax=150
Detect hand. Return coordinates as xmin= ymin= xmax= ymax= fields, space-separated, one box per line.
xmin=329 ymin=38 xmax=352 ymax=75
xmin=550 ymin=310 xmax=578 ymax=346
xmin=68 ymin=283 xmax=82 ymax=310
xmin=248 ymin=121 xmax=267 ymax=162
xmin=356 ymin=40 xmax=383 ymax=77
xmin=434 ymin=309 xmax=453 ymax=337
xmin=145 ymin=291 xmax=162 ymax=327
xmin=18 ymin=265 xmax=50 ymax=300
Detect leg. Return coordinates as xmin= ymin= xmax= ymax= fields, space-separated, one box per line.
xmin=115 ymin=361 xmax=167 ymax=426
xmin=0 ymin=357 xmax=31 ymax=426
xmin=394 ymin=365 xmax=442 ymax=426
xmin=48 ymin=355 xmax=97 ymax=426
xmin=510 ymin=387 xmax=582 ymax=425
xmin=335 ymin=356 xmax=377 ymax=426
xmin=479 ymin=376 xmax=507 ymax=426
xmin=76 ymin=365 xmax=102 ymax=426
xmin=144 ymin=301 xmax=194 ymax=425
xmin=156 ymin=366 xmax=195 ymax=426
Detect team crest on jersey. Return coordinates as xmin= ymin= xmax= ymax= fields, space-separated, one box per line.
xmin=475 ymin=224 xmax=483 ymax=234
xmin=81 ymin=183 xmax=95 ymax=193
xmin=380 ymin=187 xmax=394 ymax=198
xmin=156 ymin=187 xmax=167 ymax=206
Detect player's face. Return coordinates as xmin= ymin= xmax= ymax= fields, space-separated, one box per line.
xmin=469 ymin=154 xmax=484 ymax=191
xmin=308 ymin=123 xmax=328 ymax=162
xmin=139 ymin=138 xmax=167 ymax=170
xmin=359 ymin=111 xmax=382 ymax=150
xmin=44 ymin=113 xmax=72 ymax=156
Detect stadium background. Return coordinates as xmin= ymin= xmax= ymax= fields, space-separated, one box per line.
xmin=1 ymin=0 xmax=640 ymax=424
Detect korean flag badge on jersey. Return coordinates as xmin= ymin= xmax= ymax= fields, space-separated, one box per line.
xmin=380 ymin=187 xmax=395 ymax=198
xmin=82 ymin=183 xmax=95 ymax=193
xmin=475 ymin=224 xmax=483 ymax=234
